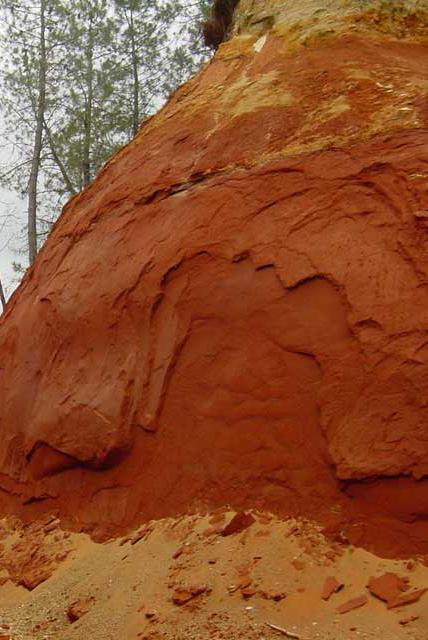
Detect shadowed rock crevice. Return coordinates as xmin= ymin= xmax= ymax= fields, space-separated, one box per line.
xmin=26 ymin=443 xmax=82 ymax=480
xmin=202 ymin=0 xmax=240 ymax=49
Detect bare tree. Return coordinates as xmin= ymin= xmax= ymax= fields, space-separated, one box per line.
xmin=0 ymin=273 xmax=6 ymax=310
xmin=26 ymin=0 xmax=47 ymax=264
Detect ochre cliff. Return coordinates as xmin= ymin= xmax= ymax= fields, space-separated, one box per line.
xmin=1 ymin=0 xmax=428 ymax=556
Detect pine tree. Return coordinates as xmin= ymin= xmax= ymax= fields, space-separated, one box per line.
xmin=0 ymin=0 xmax=66 ymax=263
xmin=0 ymin=0 xmax=212 ymax=264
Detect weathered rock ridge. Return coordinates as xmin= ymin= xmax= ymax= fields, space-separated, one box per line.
xmin=1 ymin=0 xmax=428 ymax=555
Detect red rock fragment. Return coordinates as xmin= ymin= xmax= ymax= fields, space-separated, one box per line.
xmin=322 ymin=576 xmax=343 ymax=600
xmin=172 ymin=547 xmax=184 ymax=559
xmin=67 ymin=596 xmax=95 ymax=622
xmin=399 ymin=615 xmax=419 ymax=625
xmin=228 ymin=577 xmax=252 ymax=593
xmin=43 ymin=521 xmax=58 ymax=534
xmin=337 ymin=595 xmax=368 ymax=614
xmin=221 ymin=512 xmax=255 ymax=537
xmin=387 ymin=589 xmax=427 ymax=609
xmin=202 ymin=526 xmax=222 ymax=537
xmin=209 ymin=513 xmax=226 ymax=526
xmin=172 ymin=585 xmax=207 ymax=606
xmin=292 ymin=560 xmax=305 ymax=571
xmin=260 ymin=590 xmax=287 ymax=602
xmin=241 ymin=587 xmax=257 ymax=599
xmin=367 ymin=572 xmax=409 ymax=603
xmin=130 ymin=526 xmax=152 ymax=545
xmin=119 ymin=536 xmax=131 ymax=547
xmin=21 ymin=567 xmax=53 ymax=590
xmin=32 ymin=622 xmax=49 ymax=632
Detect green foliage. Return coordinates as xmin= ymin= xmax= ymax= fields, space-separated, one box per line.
xmin=0 ymin=0 xmax=212 ymax=255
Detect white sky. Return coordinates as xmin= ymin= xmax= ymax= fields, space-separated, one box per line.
xmin=0 ymin=186 xmax=27 ymax=300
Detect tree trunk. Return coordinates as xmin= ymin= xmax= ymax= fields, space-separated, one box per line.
xmin=130 ymin=9 xmax=140 ymax=137
xmin=22 ymin=47 xmax=76 ymax=199
xmin=82 ymin=16 xmax=94 ymax=188
xmin=27 ymin=0 xmax=46 ymax=265
xmin=0 ymin=274 xmax=6 ymax=310
xmin=43 ymin=118 xmax=77 ymax=196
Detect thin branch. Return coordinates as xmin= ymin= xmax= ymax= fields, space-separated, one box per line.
xmin=0 ymin=274 xmax=7 ymax=310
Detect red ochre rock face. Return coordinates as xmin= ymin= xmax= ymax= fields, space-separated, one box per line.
xmin=1 ymin=15 xmax=428 ymax=556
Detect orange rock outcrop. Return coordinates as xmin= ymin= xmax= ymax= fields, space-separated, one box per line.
xmin=1 ymin=0 xmax=428 ymax=555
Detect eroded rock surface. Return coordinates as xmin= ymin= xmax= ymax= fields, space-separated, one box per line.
xmin=1 ymin=0 xmax=428 ymax=555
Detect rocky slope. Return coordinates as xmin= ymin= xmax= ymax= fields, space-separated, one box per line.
xmin=0 ymin=0 xmax=428 ymax=560
xmin=0 ymin=510 xmax=427 ymax=640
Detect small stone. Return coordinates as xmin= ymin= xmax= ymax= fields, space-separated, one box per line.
xmin=229 ymin=577 xmax=252 ymax=593
xmin=221 ymin=512 xmax=255 ymax=537
xmin=130 ymin=526 xmax=152 ymax=545
xmin=367 ymin=572 xmax=409 ymax=603
xmin=399 ymin=615 xmax=419 ymax=625
xmin=43 ymin=522 xmax=58 ymax=534
xmin=21 ymin=566 xmax=53 ymax=590
xmin=67 ymin=596 xmax=95 ymax=622
xmin=260 ymin=590 xmax=287 ymax=602
xmin=322 ymin=576 xmax=343 ymax=600
xmin=387 ymin=588 xmax=427 ymax=609
xmin=292 ymin=560 xmax=305 ymax=571
xmin=209 ymin=512 xmax=226 ymax=526
xmin=172 ymin=585 xmax=207 ymax=606
xmin=337 ymin=595 xmax=368 ymax=614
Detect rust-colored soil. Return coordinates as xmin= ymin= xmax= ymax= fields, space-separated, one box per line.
xmin=0 ymin=511 xmax=427 ymax=640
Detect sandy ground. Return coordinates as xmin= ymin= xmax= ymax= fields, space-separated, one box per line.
xmin=0 ymin=510 xmax=426 ymax=639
